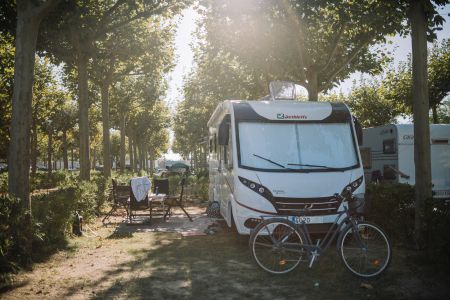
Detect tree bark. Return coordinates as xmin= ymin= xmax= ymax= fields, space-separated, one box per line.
xmin=92 ymin=148 xmax=97 ymax=169
xmin=129 ymin=135 xmax=134 ymax=171
xmin=71 ymin=147 xmax=74 ymax=169
xmin=62 ymin=130 xmax=68 ymax=169
xmin=431 ymin=105 xmax=439 ymax=124
xmin=410 ymin=0 xmax=432 ymax=248
xmin=30 ymin=121 xmax=38 ymax=176
xmin=119 ymin=114 xmax=126 ymax=173
xmin=47 ymin=126 xmax=52 ymax=176
xmin=101 ymin=77 xmax=112 ymax=177
xmin=133 ymin=136 xmax=138 ymax=172
xmin=76 ymin=51 xmax=91 ymax=180
xmin=8 ymin=5 xmax=41 ymax=206
xmin=306 ymin=68 xmax=319 ymax=101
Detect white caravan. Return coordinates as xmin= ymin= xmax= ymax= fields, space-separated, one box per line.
xmin=207 ymin=88 xmax=365 ymax=235
xmin=361 ymin=124 xmax=450 ymax=200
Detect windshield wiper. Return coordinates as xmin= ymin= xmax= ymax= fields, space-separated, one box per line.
xmin=287 ymin=163 xmax=344 ymax=171
xmin=253 ymin=154 xmax=287 ymax=169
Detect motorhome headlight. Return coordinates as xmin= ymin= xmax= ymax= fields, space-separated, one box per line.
xmin=238 ymin=176 xmax=273 ymax=201
xmin=341 ymin=176 xmax=364 ymax=195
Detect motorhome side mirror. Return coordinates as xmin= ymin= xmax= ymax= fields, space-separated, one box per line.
xmin=218 ymin=115 xmax=230 ymax=145
xmin=353 ymin=117 xmax=363 ymax=146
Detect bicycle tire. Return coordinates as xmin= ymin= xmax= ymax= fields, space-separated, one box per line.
xmin=249 ymin=218 xmax=306 ymax=274
xmin=338 ymin=221 xmax=391 ymax=278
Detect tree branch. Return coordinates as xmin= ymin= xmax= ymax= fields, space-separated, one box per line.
xmin=321 ymin=36 xmax=373 ymax=90
xmin=320 ymin=22 xmax=347 ymax=73
xmin=279 ymin=0 xmax=307 ymax=83
xmin=98 ymin=0 xmax=127 ymax=25
xmin=94 ymin=4 xmax=172 ymax=40
xmin=35 ymin=0 xmax=61 ymax=21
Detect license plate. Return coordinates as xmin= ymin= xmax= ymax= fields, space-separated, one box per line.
xmin=289 ymin=216 xmax=324 ymax=224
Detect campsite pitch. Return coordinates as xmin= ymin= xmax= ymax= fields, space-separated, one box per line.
xmin=2 ymin=205 xmax=449 ymax=300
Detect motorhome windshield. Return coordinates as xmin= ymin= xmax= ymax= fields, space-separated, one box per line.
xmin=238 ymin=122 xmax=359 ymax=172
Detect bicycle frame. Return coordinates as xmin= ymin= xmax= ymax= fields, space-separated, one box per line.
xmin=257 ymin=195 xmax=365 ymax=265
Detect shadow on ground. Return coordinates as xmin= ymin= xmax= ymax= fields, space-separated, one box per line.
xmin=62 ymin=219 xmax=450 ymax=300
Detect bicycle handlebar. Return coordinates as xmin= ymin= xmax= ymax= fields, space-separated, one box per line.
xmin=336 ymin=192 xmax=364 ymax=211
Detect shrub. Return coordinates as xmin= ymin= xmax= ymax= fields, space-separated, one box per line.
xmin=32 ymin=188 xmax=78 ymax=247
xmin=91 ymin=175 xmax=112 ymax=212
xmin=366 ymin=183 xmax=415 ymax=243
xmin=0 ymin=196 xmax=44 ymax=287
xmin=422 ymin=198 xmax=450 ymax=268
xmin=366 ymin=183 xmax=450 ymax=270
xmin=0 ymin=173 xmax=7 ymax=194
xmin=74 ymin=181 xmax=98 ymax=222
xmin=29 ymin=170 xmax=74 ymax=191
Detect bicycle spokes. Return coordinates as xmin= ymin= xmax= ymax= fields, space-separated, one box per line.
xmin=340 ymin=223 xmax=391 ymax=278
xmin=251 ymin=219 xmax=305 ymax=274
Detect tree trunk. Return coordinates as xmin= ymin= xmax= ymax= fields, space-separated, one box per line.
xmin=76 ymin=51 xmax=91 ymax=181
xmin=129 ymin=135 xmax=134 ymax=172
xmin=92 ymin=148 xmax=97 ymax=169
xmin=137 ymin=144 xmax=141 ymax=172
xmin=47 ymin=126 xmax=52 ymax=176
xmin=431 ymin=105 xmax=439 ymax=124
xmin=149 ymin=155 xmax=154 ymax=174
xmin=193 ymin=147 xmax=198 ymax=171
xmin=119 ymin=114 xmax=126 ymax=173
xmin=8 ymin=6 xmax=41 ymax=206
xmin=306 ymin=68 xmax=319 ymax=101
xmin=71 ymin=147 xmax=74 ymax=169
xmin=30 ymin=121 xmax=37 ymax=176
xmin=143 ymin=146 xmax=147 ymax=172
xmin=101 ymin=77 xmax=112 ymax=177
xmin=410 ymin=0 xmax=432 ymax=248
xmin=133 ymin=137 xmax=138 ymax=172
xmin=62 ymin=130 xmax=68 ymax=169
xmin=139 ymin=143 xmax=144 ymax=172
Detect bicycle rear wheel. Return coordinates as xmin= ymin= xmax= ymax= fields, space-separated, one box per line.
xmin=339 ymin=221 xmax=391 ymax=278
xmin=250 ymin=218 xmax=305 ymax=274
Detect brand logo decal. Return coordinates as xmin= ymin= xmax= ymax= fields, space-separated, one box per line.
xmin=277 ymin=113 xmax=307 ymax=120
xmin=403 ymin=135 xmax=414 ymax=140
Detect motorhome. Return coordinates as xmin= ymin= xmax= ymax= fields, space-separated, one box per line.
xmin=361 ymin=124 xmax=450 ymax=201
xmin=207 ymin=82 xmax=365 ymax=235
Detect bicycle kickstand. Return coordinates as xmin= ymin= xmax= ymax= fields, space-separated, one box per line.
xmin=308 ymin=239 xmax=321 ymax=268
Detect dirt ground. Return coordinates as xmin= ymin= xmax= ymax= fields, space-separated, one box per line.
xmin=2 ymin=204 xmax=450 ymax=300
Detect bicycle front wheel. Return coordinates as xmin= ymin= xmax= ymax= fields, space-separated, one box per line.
xmin=339 ymin=221 xmax=391 ymax=278
xmin=250 ymin=218 xmax=305 ymax=274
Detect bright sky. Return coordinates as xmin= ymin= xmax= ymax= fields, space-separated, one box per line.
xmin=167 ymin=6 xmax=450 ymax=105
xmin=164 ymin=5 xmax=450 ymax=159
xmin=333 ymin=5 xmax=450 ymax=94
xmin=166 ymin=8 xmax=199 ymax=112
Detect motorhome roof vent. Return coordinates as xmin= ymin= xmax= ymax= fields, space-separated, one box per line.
xmin=269 ymin=81 xmax=296 ymax=101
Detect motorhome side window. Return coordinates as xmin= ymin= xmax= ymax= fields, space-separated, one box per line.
xmin=218 ymin=115 xmax=231 ymax=168
xmin=383 ymin=139 xmax=396 ymax=154
xmin=227 ymin=124 xmax=233 ymax=169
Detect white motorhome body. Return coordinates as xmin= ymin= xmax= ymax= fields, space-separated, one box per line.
xmin=361 ymin=124 xmax=450 ymax=200
xmin=207 ymin=100 xmax=365 ymax=235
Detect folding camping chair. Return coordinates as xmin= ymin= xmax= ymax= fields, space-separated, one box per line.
xmin=128 ymin=178 xmax=151 ymax=224
xmin=149 ymin=178 xmax=169 ymax=220
xmin=102 ymin=179 xmax=130 ymax=225
xmin=163 ymin=177 xmax=193 ymax=222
